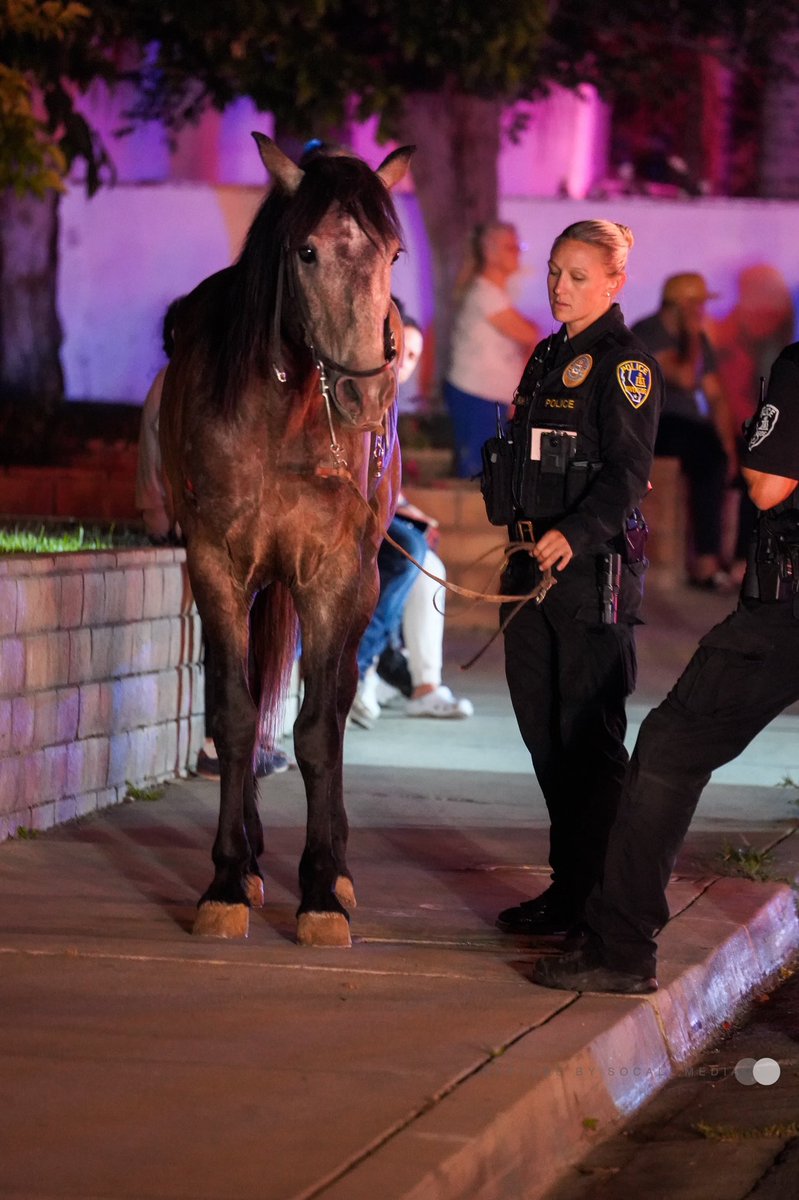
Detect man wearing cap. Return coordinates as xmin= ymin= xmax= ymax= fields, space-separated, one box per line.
xmin=633 ymin=273 xmax=737 ymax=589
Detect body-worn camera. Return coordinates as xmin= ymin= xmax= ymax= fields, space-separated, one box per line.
xmin=539 ymin=430 xmax=577 ymax=475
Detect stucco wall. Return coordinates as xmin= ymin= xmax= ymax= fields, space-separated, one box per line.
xmin=59 ymin=184 xmax=799 ymax=407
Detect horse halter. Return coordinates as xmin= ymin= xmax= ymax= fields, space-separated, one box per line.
xmin=270 ymin=243 xmax=398 ymax=474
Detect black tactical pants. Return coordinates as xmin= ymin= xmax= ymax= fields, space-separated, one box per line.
xmin=587 ymin=600 xmax=799 ymax=976
xmin=503 ymin=598 xmax=637 ymax=918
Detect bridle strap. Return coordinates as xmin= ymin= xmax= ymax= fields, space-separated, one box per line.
xmin=271 ymin=250 xmax=288 ymax=384
xmin=314 ymin=328 xmax=396 ymax=381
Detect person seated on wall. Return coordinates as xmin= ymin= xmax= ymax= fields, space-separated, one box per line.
xmin=135 ymin=297 xmax=185 ymax=546
xmin=710 ymin=264 xmax=797 ymax=583
xmin=350 ymin=301 xmax=473 ymax=728
xmin=444 ymin=222 xmax=540 ymax=480
xmin=632 ymin=272 xmax=738 ymax=591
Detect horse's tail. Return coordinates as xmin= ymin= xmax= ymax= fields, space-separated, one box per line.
xmin=249 ymin=583 xmax=300 ymax=753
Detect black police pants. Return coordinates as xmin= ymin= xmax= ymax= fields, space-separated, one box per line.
xmin=588 ymin=600 xmax=799 ymax=976
xmin=503 ymin=600 xmax=636 ymax=917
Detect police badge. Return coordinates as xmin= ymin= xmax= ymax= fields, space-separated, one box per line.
xmin=562 ymin=354 xmax=593 ymax=388
xmin=616 ymin=361 xmax=652 ymax=408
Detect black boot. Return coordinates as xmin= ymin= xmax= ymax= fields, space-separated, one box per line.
xmin=496 ymin=885 xmax=577 ymax=936
xmin=532 ymin=945 xmax=657 ymax=995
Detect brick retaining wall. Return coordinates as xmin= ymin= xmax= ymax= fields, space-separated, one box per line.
xmin=0 ymin=547 xmax=205 ymax=841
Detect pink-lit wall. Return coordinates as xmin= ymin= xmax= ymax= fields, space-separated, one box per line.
xmin=60 ymin=89 xmax=798 ymax=405
xmin=0 ymin=548 xmax=204 ymax=841
xmin=59 ymin=184 xmax=799 ymax=406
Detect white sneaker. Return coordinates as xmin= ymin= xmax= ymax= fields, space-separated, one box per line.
xmin=375 ymin=678 xmax=403 ymax=708
xmin=405 ymin=685 xmax=474 ymax=719
xmin=350 ymin=666 xmax=381 ymax=729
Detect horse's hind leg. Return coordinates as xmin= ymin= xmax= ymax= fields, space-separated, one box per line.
xmin=243 ymin=772 xmax=265 ymax=908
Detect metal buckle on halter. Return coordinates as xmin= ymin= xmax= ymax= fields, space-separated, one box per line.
xmin=372 ymin=434 xmax=385 ymax=478
xmin=317 ymin=359 xmax=348 ymax=472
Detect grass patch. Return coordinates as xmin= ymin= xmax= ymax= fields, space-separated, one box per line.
xmin=123 ymin=782 xmax=165 ymax=804
xmin=693 ymin=1120 xmax=799 ymax=1140
xmin=13 ymin=826 xmax=39 ymax=840
xmin=0 ymin=523 xmax=147 ymax=555
xmin=718 ymin=839 xmax=774 ymax=882
xmin=776 ymin=775 xmax=799 ymax=806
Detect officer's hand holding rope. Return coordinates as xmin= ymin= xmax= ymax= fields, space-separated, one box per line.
xmin=533 ymin=529 xmax=573 ymax=573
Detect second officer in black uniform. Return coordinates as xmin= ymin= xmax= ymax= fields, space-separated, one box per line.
xmin=484 ymin=219 xmax=663 ymax=938
xmin=533 ymin=340 xmax=799 ymax=994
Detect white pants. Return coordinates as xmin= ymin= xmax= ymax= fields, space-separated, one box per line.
xmin=403 ymin=549 xmax=445 ymax=689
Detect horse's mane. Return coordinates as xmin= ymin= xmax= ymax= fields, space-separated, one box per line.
xmin=215 ymin=154 xmax=403 ymax=416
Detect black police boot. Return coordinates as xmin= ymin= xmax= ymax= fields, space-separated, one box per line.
xmin=495 ymin=886 xmax=576 ymax=936
xmin=560 ymin=921 xmax=592 ymax=953
xmin=532 ymin=946 xmax=657 ymax=995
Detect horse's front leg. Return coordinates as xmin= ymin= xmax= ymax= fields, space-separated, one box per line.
xmin=192 ymin=604 xmax=262 ymax=938
xmin=292 ymin=591 xmax=369 ymax=947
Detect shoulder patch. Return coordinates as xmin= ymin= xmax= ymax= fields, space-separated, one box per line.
xmin=748 ymin=403 xmax=779 ymax=450
xmin=616 ymin=360 xmax=652 ymax=408
xmin=562 ymin=354 xmax=593 ymax=388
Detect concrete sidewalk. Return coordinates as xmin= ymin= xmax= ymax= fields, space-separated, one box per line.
xmin=1 ymin=579 xmax=798 ymax=1200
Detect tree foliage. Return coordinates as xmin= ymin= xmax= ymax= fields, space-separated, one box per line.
xmin=548 ymin=0 xmax=799 ymax=100
xmin=0 ymin=0 xmax=118 ymax=194
xmin=111 ymin=1 xmax=550 ymax=138
xmin=6 ymin=0 xmax=798 ymax=198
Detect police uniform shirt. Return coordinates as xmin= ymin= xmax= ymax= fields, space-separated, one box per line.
xmin=516 ymin=304 xmax=662 ymax=555
xmin=742 ymin=342 xmax=799 ymax=484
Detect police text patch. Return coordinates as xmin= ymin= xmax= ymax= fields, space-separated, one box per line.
xmin=616 ymin=361 xmax=651 ymax=408
xmin=748 ymin=403 xmax=779 ymax=450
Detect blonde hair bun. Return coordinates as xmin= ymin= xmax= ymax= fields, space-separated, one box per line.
xmin=552 ymin=219 xmax=634 ymax=276
xmin=614 ymin=223 xmax=634 ymax=250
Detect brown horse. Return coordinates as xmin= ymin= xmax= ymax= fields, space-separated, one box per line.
xmin=160 ymin=134 xmax=413 ymax=945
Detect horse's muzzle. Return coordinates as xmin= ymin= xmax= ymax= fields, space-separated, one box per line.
xmin=334 ymin=374 xmax=396 ymax=431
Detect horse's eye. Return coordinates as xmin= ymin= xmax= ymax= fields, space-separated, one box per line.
xmin=391 ymin=249 xmax=401 ymax=264
xmin=297 ymin=245 xmax=316 ymax=265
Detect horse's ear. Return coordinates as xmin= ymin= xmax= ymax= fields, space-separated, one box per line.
xmin=376 ymin=145 xmax=415 ymax=190
xmin=252 ymin=132 xmax=304 ymax=194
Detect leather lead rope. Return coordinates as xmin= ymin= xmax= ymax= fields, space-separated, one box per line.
xmin=381 ymin=526 xmax=555 ymax=607
xmin=380 ymin=525 xmax=556 ymax=669
xmin=329 ymin=467 xmax=556 ymax=615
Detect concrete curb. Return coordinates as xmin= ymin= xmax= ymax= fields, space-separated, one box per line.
xmin=314 ymin=882 xmax=799 ymax=1200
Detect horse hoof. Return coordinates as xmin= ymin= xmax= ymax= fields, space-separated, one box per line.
xmin=245 ymin=874 xmax=265 ymax=908
xmin=297 ymin=912 xmax=351 ymax=948
xmin=334 ymin=875 xmax=357 ymax=910
xmin=193 ymin=902 xmax=250 ymax=939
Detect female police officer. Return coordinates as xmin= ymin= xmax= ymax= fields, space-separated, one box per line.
xmin=486 ymin=220 xmax=663 ymax=938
